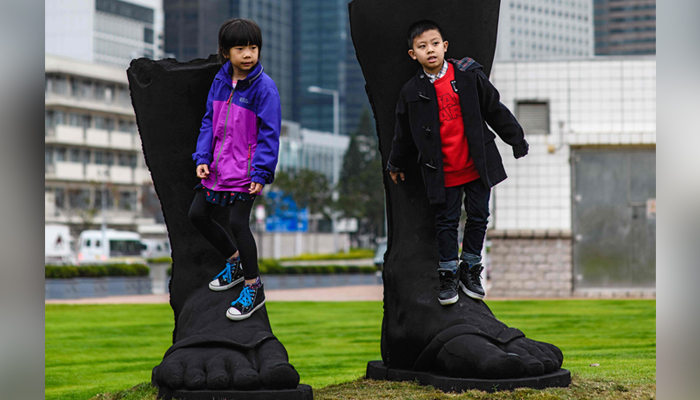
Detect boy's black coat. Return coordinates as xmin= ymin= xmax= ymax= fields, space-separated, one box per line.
xmin=388 ymin=57 xmax=529 ymax=204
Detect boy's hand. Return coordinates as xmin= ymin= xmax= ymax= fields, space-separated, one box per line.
xmin=249 ymin=182 xmax=263 ymax=195
xmin=390 ymin=171 xmax=405 ymax=185
xmin=196 ymin=164 xmax=210 ymax=179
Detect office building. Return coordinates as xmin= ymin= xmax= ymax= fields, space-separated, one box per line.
xmin=593 ymin=0 xmax=656 ymax=55
xmin=45 ymin=55 xmax=160 ymax=237
xmin=495 ymin=0 xmax=594 ymax=61
xmin=46 ymin=0 xmax=165 ymax=68
xmin=293 ymin=0 xmax=371 ymax=136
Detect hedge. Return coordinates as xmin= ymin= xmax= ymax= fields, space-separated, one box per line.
xmin=165 ymin=259 xmax=376 ymax=276
xmin=277 ymin=248 xmax=374 ymax=261
xmin=45 ymin=264 xmax=150 ymax=279
xmin=146 ymin=257 xmax=173 ymax=264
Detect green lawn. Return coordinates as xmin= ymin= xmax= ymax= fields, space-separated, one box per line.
xmin=45 ymin=300 xmax=655 ymax=400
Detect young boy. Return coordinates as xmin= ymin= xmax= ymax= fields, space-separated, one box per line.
xmin=387 ymin=20 xmax=529 ymax=305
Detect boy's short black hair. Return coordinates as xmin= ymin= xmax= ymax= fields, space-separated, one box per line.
xmin=218 ymin=18 xmax=263 ymax=64
xmin=407 ymin=20 xmax=445 ymax=49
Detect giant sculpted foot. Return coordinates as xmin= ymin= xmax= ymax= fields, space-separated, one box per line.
xmin=127 ymin=57 xmax=310 ymax=398
xmin=349 ymin=0 xmax=569 ymax=389
xmin=151 ymin=287 xmax=300 ymax=392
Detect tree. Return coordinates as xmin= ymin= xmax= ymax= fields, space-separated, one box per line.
xmin=337 ymin=108 xmax=385 ymax=244
xmin=265 ymin=169 xmax=334 ymax=230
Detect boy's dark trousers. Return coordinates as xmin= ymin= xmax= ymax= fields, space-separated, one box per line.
xmin=434 ymin=178 xmax=490 ymax=271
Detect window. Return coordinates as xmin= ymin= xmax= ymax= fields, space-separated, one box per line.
xmin=516 ymin=101 xmax=550 ymax=135
xmin=70 ymin=149 xmax=81 ymax=162
xmin=109 ymin=240 xmax=143 ymax=256
xmin=144 ymin=27 xmax=154 ymax=44
xmin=95 ymin=151 xmax=104 ymax=165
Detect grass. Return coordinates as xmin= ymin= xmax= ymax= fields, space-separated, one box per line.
xmin=45 ymin=300 xmax=655 ymax=400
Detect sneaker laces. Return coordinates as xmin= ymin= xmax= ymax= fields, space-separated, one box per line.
xmin=468 ymin=266 xmax=483 ymax=286
xmin=232 ymin=286 xmax=254 ymax=308
xmin=214 ymin=260 xmax=237 ymax=283
xmin=439 ymin=272 xmax=458 ymax=291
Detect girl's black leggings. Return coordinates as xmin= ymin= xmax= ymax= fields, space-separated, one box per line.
xmin=188 ymin=190 xmax=258 ymax=279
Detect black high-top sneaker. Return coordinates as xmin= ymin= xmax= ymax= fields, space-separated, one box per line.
xmin=208 ymin=257 xmax=245 ymax=291
xmin=437 ymin=268 xmax=460 ymax=305
xmin=459 ymin=261 xmax=486 ymax=300
xmin=226 ymin=281 xmax=266 ymax=321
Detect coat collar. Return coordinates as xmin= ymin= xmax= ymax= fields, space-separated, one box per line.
xmin=216 ymin=61 xmax=264 ymax=89
xmin=415 ymin=56 xmax=483 ymax=80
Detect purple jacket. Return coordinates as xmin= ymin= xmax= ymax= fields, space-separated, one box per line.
xmin=192 ymin=61 xmax=281 ymax=192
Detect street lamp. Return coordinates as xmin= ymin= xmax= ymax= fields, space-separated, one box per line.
xmin=307 ymin=85 xmax=341 ymax=252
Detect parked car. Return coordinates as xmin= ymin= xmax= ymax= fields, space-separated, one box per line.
xmin=77 ymin=229 xmax=146 ymax=264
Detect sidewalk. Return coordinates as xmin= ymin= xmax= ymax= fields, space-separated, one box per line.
xmin=44 ymin=285 xmax=385 ymax=304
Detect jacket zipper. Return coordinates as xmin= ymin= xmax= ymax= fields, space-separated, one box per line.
xmin=214 ymin=89 xmax=235 ymax=187
xmin=247 ymin=144 xmax=252 ymax=177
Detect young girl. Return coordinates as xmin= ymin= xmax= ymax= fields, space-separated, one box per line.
xmin=189 ymin=18 xmax=281 ymax=321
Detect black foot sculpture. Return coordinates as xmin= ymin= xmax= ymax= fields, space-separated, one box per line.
xmin=127 ymin=57 xmax=312 ymax=400
xmin=349 ymin=0 xmax=570 ymax=392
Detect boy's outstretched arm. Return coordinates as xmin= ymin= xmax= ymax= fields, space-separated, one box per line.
xmin=387 ymin=89 xmax=414 ymax=184
xmin=476 ymin=70 xmax=529 ymax=159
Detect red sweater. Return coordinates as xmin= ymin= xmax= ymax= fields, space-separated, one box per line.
xmin=434 ymin=64 xmax=480 ymax=187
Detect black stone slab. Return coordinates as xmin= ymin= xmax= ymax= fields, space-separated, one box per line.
xmin=158 ymin=384 xmax=313 ymax=400
xmin=366 ymin=361 xmax=571 ymax=393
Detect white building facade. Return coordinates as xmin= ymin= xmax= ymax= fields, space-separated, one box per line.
xmin=46 ymin=0 xmax=165 ymax=68
xmin=495 ymin=0 xmax=595 ymax=61
xmin=45 ymin=54 xmax=158 ymax=236
xmin=486 ymin=56 xmax=656 ymax=298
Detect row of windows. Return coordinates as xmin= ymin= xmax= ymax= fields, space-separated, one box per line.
xmin=511 ymin=28 xmax=591 ymax=44
xmin=49 ymin=186 xmax=137 ymax=211
xmin=95 ymin=13 xmax=153 ymax=44
xmin=45 ymin=110 xmax=136 ymax=134
xmin=45 ymin=146 xmax=138 ymax=168
xmin=511 ymin=40 xmax=590 ymax=52
xmin=46 ymin=74 xmax=132 ymax=105
xmin=94 ymin=37 xmax=154 ymax=61
xmin=511 ymin=1 xmax=589 ymax=13
xmin=511 ymin=16 xmax=591 ymax=32
xmin=511 ymin=49 xmax=587 ymax=58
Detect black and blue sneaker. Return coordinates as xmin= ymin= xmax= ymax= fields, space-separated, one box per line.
xmin=459 ymin=261 xmax=486 ymax=300
xmin=438 ymin=268 xmax=460 ymax=305
xmin=208 ymin=257 xmax=245 ymax=291
xmin=226 ymin=282 xmax=266 ymax=321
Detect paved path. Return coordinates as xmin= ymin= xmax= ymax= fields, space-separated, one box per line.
xmin=45 ymin=285 xmax=385 ymax=304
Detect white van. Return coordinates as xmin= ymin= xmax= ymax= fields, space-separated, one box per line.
xmin=140 ymin=238 xmax=171 ymax=259
xmin=77 ymin=229 xmax=146 ymax=264
xmin=45 ymin=225 xmax=77 ymax=265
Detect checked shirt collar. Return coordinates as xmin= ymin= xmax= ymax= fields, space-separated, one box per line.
xmin=424 ymin=60 xmax=448 ymax=83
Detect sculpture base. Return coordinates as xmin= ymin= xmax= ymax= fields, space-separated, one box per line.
xmin=366 ymin=361 xmax=570 ymax=393
xmin=157 ymin=384 xmax=313 ymax=400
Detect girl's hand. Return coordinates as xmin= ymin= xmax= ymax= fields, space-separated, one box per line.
xmin=196 ymin=164 xmax=210 ymax=179
xmin=249 ymin=182 xmax=263 ymax=195
xmin=389 ymin=171 xmax=405 ymax=185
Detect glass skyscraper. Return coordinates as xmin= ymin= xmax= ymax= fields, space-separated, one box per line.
xmin=163 ymin=0 xmax=294 ymax=120
xmin=293 ymin=0 xmax=370 ymax=136
xmin=593 ymin=0 xmax=656 ymax=55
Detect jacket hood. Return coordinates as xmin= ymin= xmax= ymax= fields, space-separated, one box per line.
xmin=447 ymin=57 xmax=483 ymax=72
xmin=215 ymin=61 xmax=264 ymax=88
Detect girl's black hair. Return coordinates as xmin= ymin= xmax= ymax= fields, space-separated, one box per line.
xmin=407 ymin=20 xmax=445 ymax=49
xmin=218 ymin=18 xmax=263 ymax=64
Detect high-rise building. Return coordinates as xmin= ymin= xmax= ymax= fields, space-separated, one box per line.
xmin=593 ymin=0 xmax=655 ymax=55
xmin=163 ymin=0 xmax=294 ymax=120
xmin=495 ymin=0 xmax=594 ymax=61
xmin=293 ymin=0 xmax=370 ymax=136
xmin=45 ymin=0 xmax=165 ymax=68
